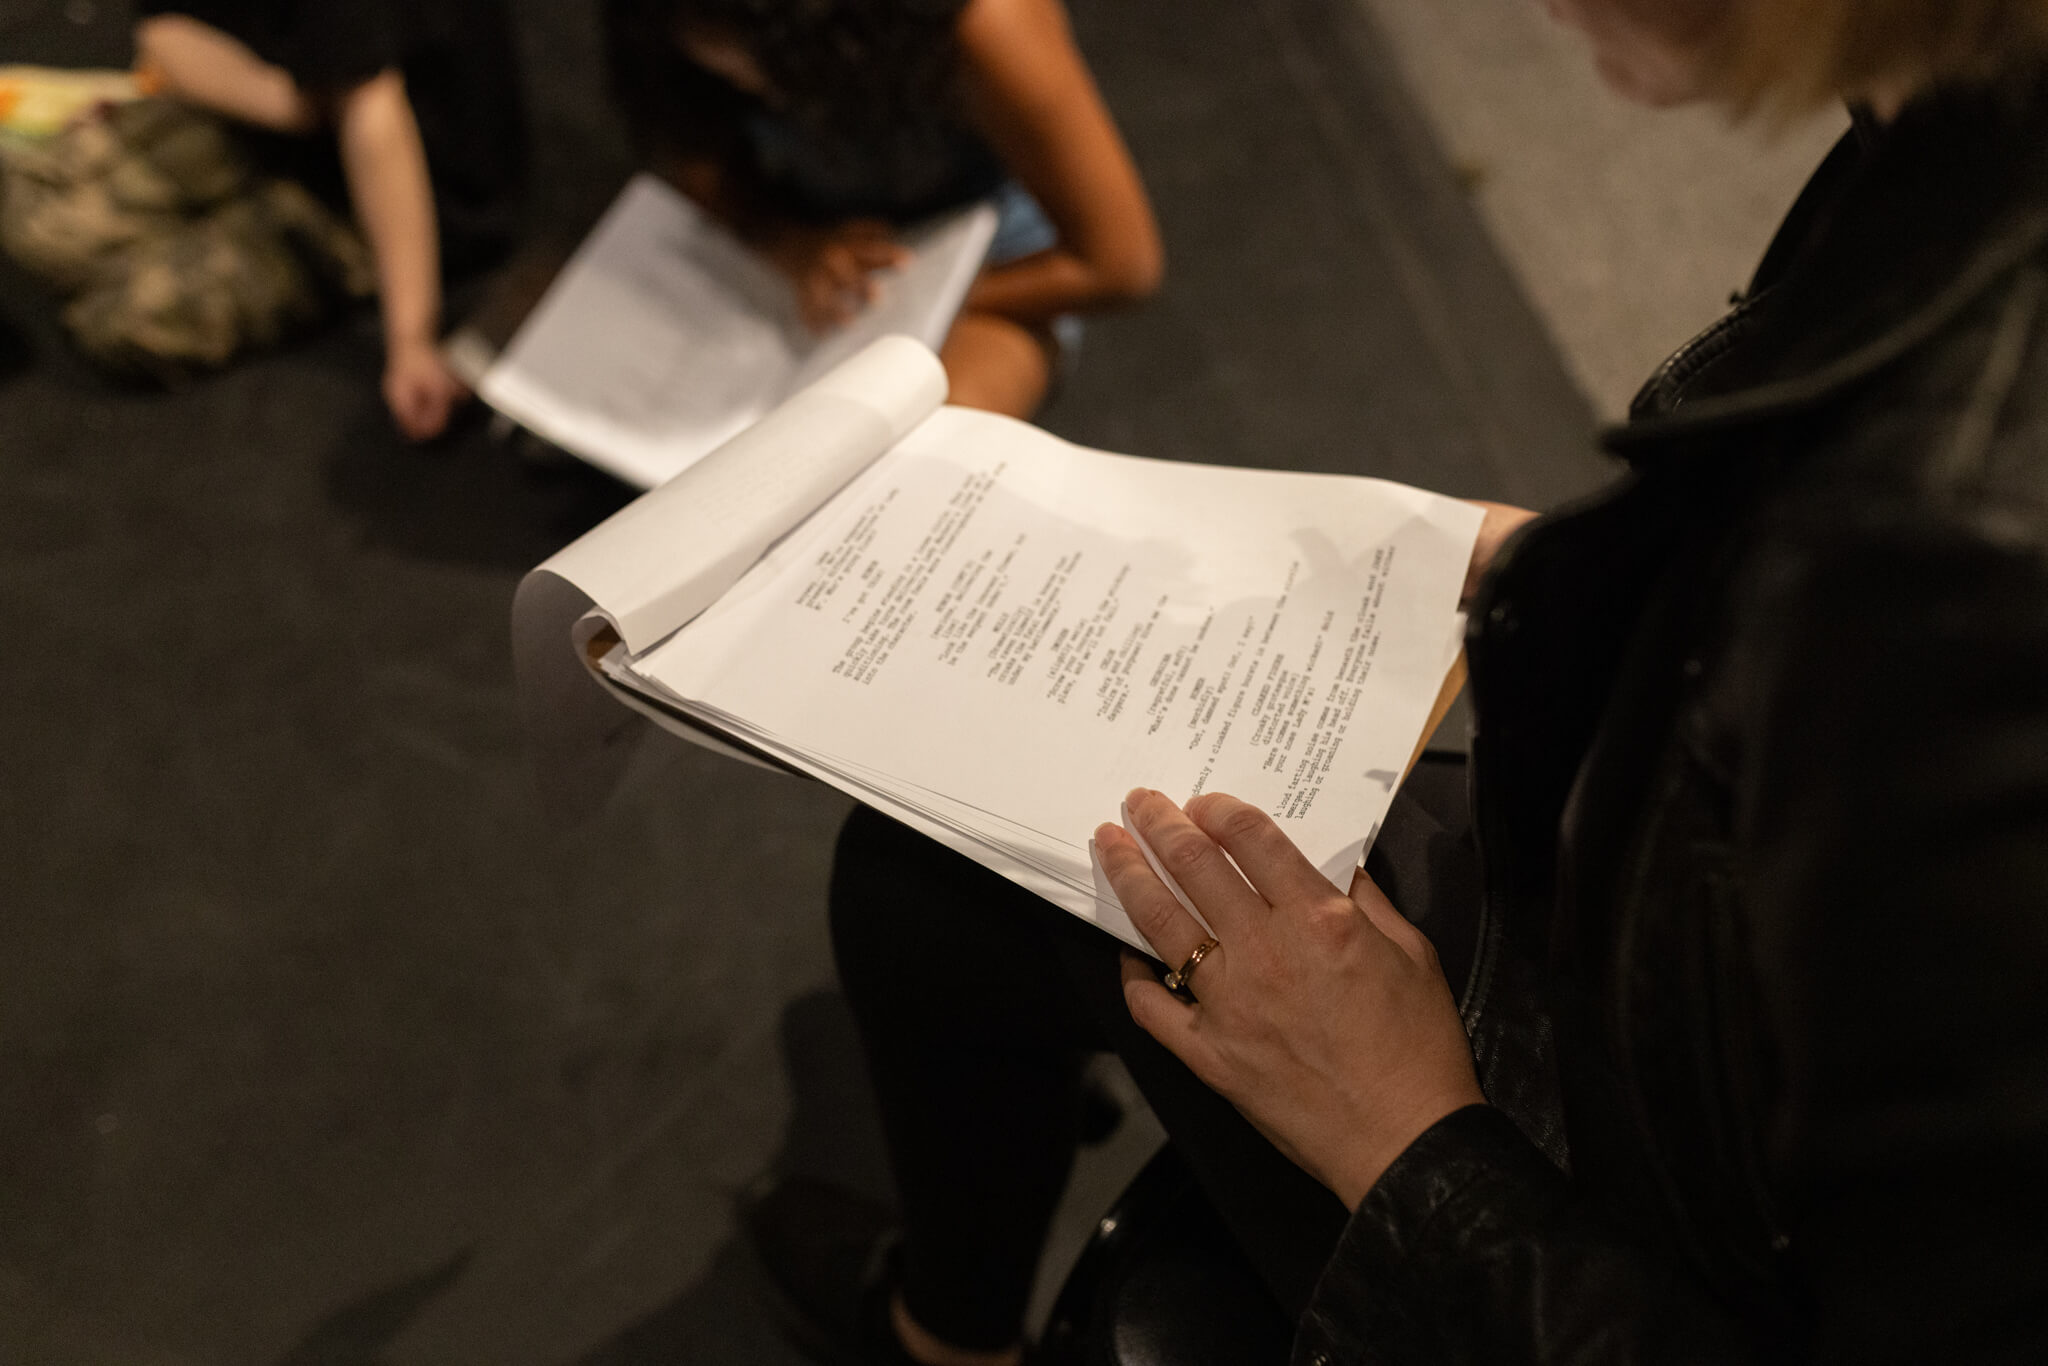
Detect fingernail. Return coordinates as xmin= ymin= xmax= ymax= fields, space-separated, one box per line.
xmin=1125 ymin=787 xmax=1150 ymax=806
xmin=1094 ymin=822 xmax=1121 ymax=845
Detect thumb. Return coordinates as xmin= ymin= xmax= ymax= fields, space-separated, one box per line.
xmin=1119 ymin=954 xmax=1210 ymax=1068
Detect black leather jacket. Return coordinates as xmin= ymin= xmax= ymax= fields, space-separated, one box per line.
xmin=1297 ymin=73 xmax=2048 ymax=1366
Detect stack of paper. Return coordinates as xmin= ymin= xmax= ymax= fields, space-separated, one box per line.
xmin=516 ymin=338 xmax=1478 ymax=949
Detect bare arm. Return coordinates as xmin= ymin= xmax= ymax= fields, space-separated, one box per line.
xmin=954 ymin=0 xmax=1163 ymax=321
xmin=337 ymin=71 xmax=438 ymax=359
xmin=335 ymin=70 xmax=464 ymax=439
xmin=134 ymin=14 xmax=319 ymax=132
xmin=138 ymin=19 xmax=460 ymax=437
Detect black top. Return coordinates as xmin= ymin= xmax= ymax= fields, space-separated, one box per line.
xmin=1296 ymin=70 xmax=2048 ymax=1365
xmin=602 ymin=0 xmax=1003 ymax=226
xmin=141 ymin=0 xmax=527 ymax=271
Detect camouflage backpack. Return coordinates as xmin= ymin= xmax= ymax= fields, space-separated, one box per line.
xmin=0 ymin=97 xmax=373 ymax=382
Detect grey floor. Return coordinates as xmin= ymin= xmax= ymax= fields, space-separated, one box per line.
xmin=0 ymin=0 xmax=1610 ymax=1361
xmin=1359 ymin=0 xmax=1840 ymax=418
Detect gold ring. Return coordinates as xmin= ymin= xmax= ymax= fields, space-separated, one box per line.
xmin=1163 ymin=937 xmax=1219 ymax=996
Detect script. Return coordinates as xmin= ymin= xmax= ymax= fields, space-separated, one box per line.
xmin=514 ymin=338 xmax=1479 ymax=949
xmin=479 ymin=175 xmax=996 ymax=489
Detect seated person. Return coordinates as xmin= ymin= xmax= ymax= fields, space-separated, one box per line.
xmin=793 ymin=1 xmax=2048 ymax=1363
xmin=134 ymin=0 xmax=527 ymax=440
xmin=605 ymin=0 xmax=1162 ymax=418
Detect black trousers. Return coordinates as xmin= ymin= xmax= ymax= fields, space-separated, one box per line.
xmin=828 ymin=757 xmax=1485 ymax=1350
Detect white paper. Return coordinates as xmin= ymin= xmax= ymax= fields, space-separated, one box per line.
xmin=481 ymin=175 xmax=997 ymax=489
xmin=510 ymin=336 xmax=947 ymax=818
xmin=628 ymin=404 xmax=1484 ymax=942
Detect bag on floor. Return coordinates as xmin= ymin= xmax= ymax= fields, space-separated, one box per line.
xmin=0 ymin=96 xmax=373 ymax=382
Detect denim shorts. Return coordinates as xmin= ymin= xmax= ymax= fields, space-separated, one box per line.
xmin=983 ymin=180 xmax=1085 ymax=360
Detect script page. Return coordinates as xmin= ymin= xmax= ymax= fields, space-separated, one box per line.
xmin=480 ymin=177 xmax=996 ymax=490
xmin=634 ymin=407 xmax=1482 ymax=924
xmin=480 ymin=176 xmax=795 ymax=488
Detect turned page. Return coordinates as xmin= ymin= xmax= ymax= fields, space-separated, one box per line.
xmin=529 ymin=336 xmax=947 ymax=655
xmin=509 ymin=337 xmax=948 ymax=815
xmin=632 ymin=404 xmax=1482 ymax=919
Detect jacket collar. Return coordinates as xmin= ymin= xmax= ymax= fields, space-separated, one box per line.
xmin=1605 ymin=68 xmax=2048 ymax=459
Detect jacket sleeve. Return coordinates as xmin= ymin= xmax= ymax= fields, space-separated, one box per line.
xmin=1294 ymin=1105 xmax=1752 ymax=1364
xmin=1295 ymin=517 xmax=2048 ymax=1366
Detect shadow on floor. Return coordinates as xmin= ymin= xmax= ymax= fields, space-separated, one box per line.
xmin=324 ymin=401 xmax=637 ymax=575
xmin=553 ymin=987 xmax=907 ymax=1364
xmin=271 ymin=1252 xmax=474 ymax=1366
xmin=559 ymin=1238 xmax=797 ymax=1366
xmin=257 ymin=989 xmax=883 ymax=1366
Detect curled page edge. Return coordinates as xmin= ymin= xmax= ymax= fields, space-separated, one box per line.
xmin=539 ymin=334 xmax=946 ymax=657
xmin=511 ymin=570 xmax=645 ymax=823
xmin=511 ymin=335 xmax=947 ymax=822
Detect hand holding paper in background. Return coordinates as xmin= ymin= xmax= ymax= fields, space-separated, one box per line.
xmin=479 ymin=176 xmax=996 ymax=489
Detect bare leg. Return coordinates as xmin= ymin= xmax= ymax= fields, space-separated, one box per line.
xmin=939 ymin=310 xmax=1056 ymax=419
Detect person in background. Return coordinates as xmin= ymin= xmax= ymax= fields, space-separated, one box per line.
xmin=134 ymin=0 xmax=527 ymax=440
xmin=798 ymin=0 xmax=2048 ymax=1363
xmin=605 ymin=0 xmax=1162 ymax=419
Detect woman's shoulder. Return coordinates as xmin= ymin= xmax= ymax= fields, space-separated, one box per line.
xmin=1753 ymin=252 xmax=2048 ymax=560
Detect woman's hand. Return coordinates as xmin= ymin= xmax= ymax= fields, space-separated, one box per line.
xmin=1464 ymin=501 xmax=1539 ymax=606
xmin=382 ymin=339 xmax=467 ymax=442
xmin=1096 ymin=788 xmax=1485 ymax=1209
xmin=764 ymin=221 xmax=909 ymax=332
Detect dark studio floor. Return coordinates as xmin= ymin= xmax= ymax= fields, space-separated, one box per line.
xmin=0 ymin=0 xmax=1608 ymax=1360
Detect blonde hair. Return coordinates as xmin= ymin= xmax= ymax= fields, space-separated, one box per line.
xmin=1716 ymin=0 xmax=2048 ymax=115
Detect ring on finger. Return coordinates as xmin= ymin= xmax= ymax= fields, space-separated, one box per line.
xmin=1163 ymin=937 xmax=1219 ymax=998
